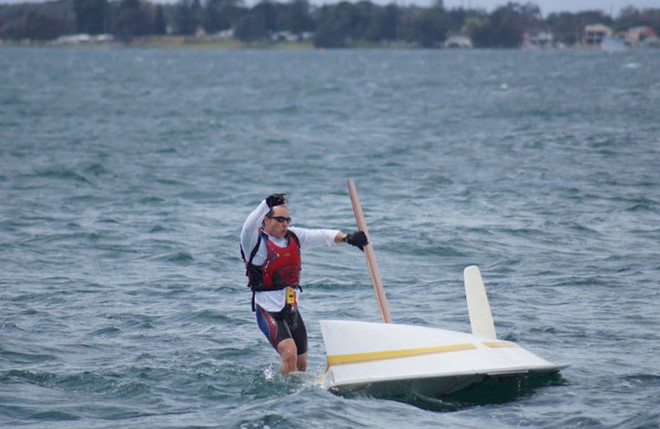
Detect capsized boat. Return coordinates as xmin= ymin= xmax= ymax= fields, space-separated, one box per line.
xmin=320 ymin=179 xmax=568 ymax=398
xmin=319 ymin=266 xmax=568 ymax=397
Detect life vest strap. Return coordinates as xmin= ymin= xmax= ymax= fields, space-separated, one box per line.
xmin=249 ymin=284 xmax=303 ymax=312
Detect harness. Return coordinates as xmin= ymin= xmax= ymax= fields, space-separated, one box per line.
xmin=241 ymin=230 xmax=301 ymax=310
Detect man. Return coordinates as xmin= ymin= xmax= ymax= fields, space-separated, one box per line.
xmin=240 ymin=193 xmax=367 ymax=374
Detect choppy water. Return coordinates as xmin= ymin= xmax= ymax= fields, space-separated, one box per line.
xmin=1 ymin=47 xmax=659 ymax=428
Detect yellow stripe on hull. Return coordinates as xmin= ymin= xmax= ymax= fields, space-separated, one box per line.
xmin=327 ymin=343 xmax=477 ymax=366
xmin=327 ymin=341 xmax=519 ymax=366
xmin=483 ymin=341 xmax=519 ymax=348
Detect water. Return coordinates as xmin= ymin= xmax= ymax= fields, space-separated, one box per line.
xmin=1 ymin=47 xmax=659 ymax=428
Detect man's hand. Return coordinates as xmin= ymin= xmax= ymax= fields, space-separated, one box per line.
xmin=266 ymin=193 xmax=287 ymax=208
xmin=344 ymin=231 xmax=368 ymax=251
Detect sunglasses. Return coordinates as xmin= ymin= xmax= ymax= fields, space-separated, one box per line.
xmin=268 ymin=216 xmax=291 ymax=223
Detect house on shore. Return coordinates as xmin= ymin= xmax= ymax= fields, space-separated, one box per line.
xmin=623 ymin=26 xmax=657 ymax=48
xmin=583 ymin=24 xmax=613 ymax=46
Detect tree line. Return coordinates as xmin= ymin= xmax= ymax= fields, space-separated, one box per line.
xmin=1 ymin=0 xmax=659 ymax=48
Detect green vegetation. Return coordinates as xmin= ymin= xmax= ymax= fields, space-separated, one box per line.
xmin=1 ymin=0 xmax=659 ymax=48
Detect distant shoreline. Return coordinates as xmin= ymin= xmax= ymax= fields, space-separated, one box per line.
xmin=0 ymin=35 xmax=442 ymax=50
xmin=0 ymin=40 xmax=430 ymax=50
xmin=1 ymin=34 xmax=654 ymax=50
xmin=0 ymin=36 xmax=318 ymax=49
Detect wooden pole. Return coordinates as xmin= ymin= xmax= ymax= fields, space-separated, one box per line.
xmin=347 ymin=178 xmax=392 ymax=323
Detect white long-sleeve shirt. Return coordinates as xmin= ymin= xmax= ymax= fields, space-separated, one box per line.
xmin=240 ymin=200 xmax=340 ymax=312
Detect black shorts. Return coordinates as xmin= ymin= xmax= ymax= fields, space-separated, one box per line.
xmin=256 ymin=305 xmax=308 ymax=355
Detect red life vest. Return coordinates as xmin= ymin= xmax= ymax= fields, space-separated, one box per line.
xmin=245 ymin=230 xmax=301 ymax=292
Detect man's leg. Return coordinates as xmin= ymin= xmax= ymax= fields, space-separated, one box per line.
xmin=258 ymin=306 xmax=296 ymax=373
xmin=296 ymin=352 xmax=307 ymax=372
xmin=290 ymin=309 xmax=308 ymax=372
xmin=257 ymin=306 xmax=307 ymax=374
xmin=277 ymin=338 xmax=298 ymax=374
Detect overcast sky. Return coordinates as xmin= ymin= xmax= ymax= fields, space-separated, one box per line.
xmin=0 ymin=0 xmax=657 ymax=16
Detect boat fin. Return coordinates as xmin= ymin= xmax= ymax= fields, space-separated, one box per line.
xmin=463 ymin=265 xmax=497 ymax=339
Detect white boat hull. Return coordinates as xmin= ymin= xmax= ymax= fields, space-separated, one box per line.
xmin=332 ymin=183 xmax=566 ymax=399
xmin=320 ymin=320 xmax=567 ymax=397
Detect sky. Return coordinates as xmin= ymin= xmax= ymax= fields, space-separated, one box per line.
xmin=0 ymin=0 xmax=658 ymax=16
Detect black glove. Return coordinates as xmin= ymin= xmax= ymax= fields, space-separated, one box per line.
xmin=344 ymin=231 xmax=368 ymax=251
xmin=266 ymin=193 xmax=287 ymax=208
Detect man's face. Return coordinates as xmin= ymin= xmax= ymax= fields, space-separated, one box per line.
xmin=263 ymin=205 xmax=290 ymax=239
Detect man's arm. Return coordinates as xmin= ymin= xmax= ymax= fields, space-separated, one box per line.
xmin=289 ymin=227 xmax=340 ymax=249
xmin=290 ymin=228 xmax=367 ymax=250
xmin=240 ymin=199 xmax=269 ymax=257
